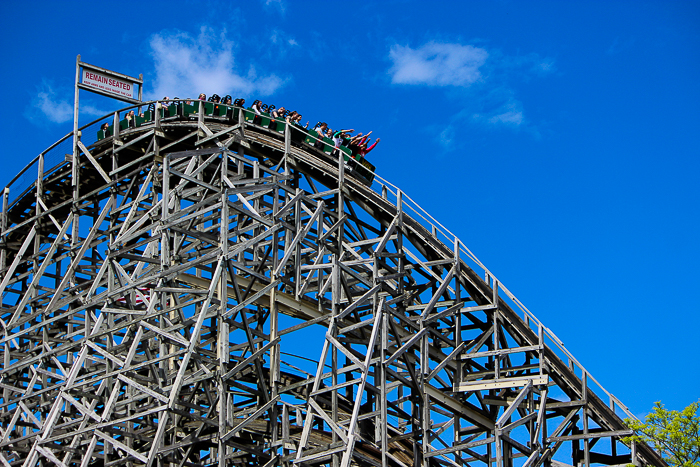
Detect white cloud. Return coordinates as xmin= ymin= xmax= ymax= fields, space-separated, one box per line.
xmin=536 ymin=58 xmax=556 ymax=74
xmin=28 ymin=80 xmax=107 ymax=124
xmin=147 ymin=27 xmax=285 ymax=100
xmin=471 ymin=100 xmax=525 ymax=128
xmin=388 ymin=40 xmax=555 ymax=138
xmin=81 ymin=104 xmax=111 ymax=116
xmin=388 ymin=42 xmax=488 ymax=87
xmin=501 ymin=52 xmax=556 ymax=76
xmin=34 ymin=86 xmax=73 ymax=124
xmin=438 ymin=125 xmax=455 ymax=150
xmin=487 ymin=100 xmax=524 ymax=126
xmin=264 ymin=0 xmax=286 ymax=15
xmin=270 ymin=29 xmax=299 ymax=49
xmin=489 ymin=109 xmax=523 ymax=126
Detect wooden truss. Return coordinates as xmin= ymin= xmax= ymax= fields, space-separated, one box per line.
xmin=0 ymin=104 xmax=665 ymax=467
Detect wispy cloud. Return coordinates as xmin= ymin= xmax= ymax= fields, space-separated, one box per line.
xmin=475 ymin=101 xmax=524 ymax=127
xmin=438 ymin=125 xmax=455 ymax=150
xmin=270 ymin=29 xmax=300 ymax=50
xmin=536 ymin=58 xmax=556 ymax=74
xmin=500 ymin=52 xmax=557 ymax=77
xmin=489 ymin=109 xmax=523 ymax=125
xmin=147 ymin=27 xmax=286 ymax=100
xmin=27 ymin=80 xmax=107 ymax=125
xmin=388 ymin=40 xmax=554 ymax=139
xmin=263 ymin=0 xmax=286 ymax=15
xmin=32 ymin=82 xmax=73 ymax=124
xmin=389 ymin=42 xmax=489 ymax=87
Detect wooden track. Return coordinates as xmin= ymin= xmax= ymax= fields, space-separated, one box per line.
xmin=0 ymin=103 xmax=664 ymax=467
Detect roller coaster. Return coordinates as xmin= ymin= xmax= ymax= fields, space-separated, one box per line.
xmin=0 ymin=99 xmax=664 ymax=467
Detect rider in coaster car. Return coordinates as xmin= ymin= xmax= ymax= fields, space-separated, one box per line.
xmin=251 ymin=100 xmax=264 ymax=125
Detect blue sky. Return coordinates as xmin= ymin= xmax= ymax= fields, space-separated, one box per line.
xmin=1 ymin=0 xmax=698 ymax=417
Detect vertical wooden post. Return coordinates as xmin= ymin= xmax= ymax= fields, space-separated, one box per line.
xmin=197 ymin=99 xmax=204 ymax=141
xmin=331 ymin=253 xmax=340 ymax=467
xmin=138 ymin=73 xmax=143 ymax=102
xmin=284 ymin=120 xmax=291 ymax=156
xmin=494 ymin=309 xmax=500 ymax=381
xmin=380 ymin=307 xmax=388 ymax=467
xmin=34 ymin=154 xmax=43 ymax=368
xmin=334 ymin=148 xmax=345 ymax=467
xmin=454 ymin=237 xmax=463 ymax=463
xmin=334 ymin=151 xmax=345 ymax=467
xmin=161 ymin=154 xmax=170 ymax=268
xmin=583 ymin=372 xmax=590 ymax=467
xmin=337 ymin=153 xmax=345 ymax=252
xmin=159 ymin=154 xmax=170 ymax=381
xmin=73 ymin=55 xmax=80 ymax=178
xmin=155 ymin=100 xmax=162 ymax=131
xmin=270 ymin=169 xmax=281 ymax=459
xmin=71 ymin=57 xmax=81 ymax=273
xmin=1 ymin=186 xmax=9 ymax=272
xmin=495 ymin=427 xmax=502 ymax=467
xmin=1 ymin=185 xmax=8 ymax=405
xmin=113 ymin=111 xmax=121 ymax=145
xmin=218 ymin=150 xmax=229 ymax=466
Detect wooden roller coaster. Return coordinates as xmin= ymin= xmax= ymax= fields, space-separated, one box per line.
xmin=0 ymin=100 xmax=665 ymax=467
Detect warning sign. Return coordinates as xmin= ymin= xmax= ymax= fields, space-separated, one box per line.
xmin=82 ymin=69 xmax=135 ymax=99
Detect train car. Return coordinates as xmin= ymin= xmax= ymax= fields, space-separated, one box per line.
xmin=97 ymin=99 xmax=377 ymax=186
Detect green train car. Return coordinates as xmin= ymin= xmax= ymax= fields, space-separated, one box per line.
xmin=97 ymin=101 xmax=376 ymax=186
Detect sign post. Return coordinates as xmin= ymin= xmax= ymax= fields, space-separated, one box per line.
xmin=75 ymin=56 xmax=143 ymax=105
xmin=72 ymin=55 xmax=143 ymax=222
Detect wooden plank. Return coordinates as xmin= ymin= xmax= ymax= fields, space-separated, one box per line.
xmin=455 ymin=375 xmax=548 ymax=392
xmin=166 ymin=146 xmax=222 ymax=160
xmin=427 ymin=342 xmax=466 ymax=381
xmin=306 ymin=398 xmax=348 ymax=444
xmin=113 ymin=129 xmax=155 ymax=154
xmin=425 ymin=436 xmax=495 ymax=458
xmin=221 ymin=395 xmax=280 ymax=442
xmin=0 ymin=225 xmax=36 ymax=298
xmin=138 ymin=321 xmax=189 ymax=347
xmin=195 ymin=124 xmax=240 ymax=146
xmin=384 ymin=327 xmax=427 ymax=368
xmin=461 ymin=344 xmax=542 ymax=360
xmin=222 ymin=337 xmax=280 ymax=380
xmin=77 ymin=140 xmax=111 ymax=183
xmin=95 ymin=430 xmax=148 ymax=463
xmin=548 ymin=429 xmax=632 ymax=442
xmin=117 ymin=375 xmax=169 ymax=404
xmin=497 ymin=380 xmax=532 ymax=426
xmin=35 ymin=445 xmax=67 ymax=467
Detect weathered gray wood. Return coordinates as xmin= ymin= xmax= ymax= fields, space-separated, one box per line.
xmin=548 ymin=429 xmax=632 ymax=442
xmin=0 ymin=107 xmax=663 ymax=467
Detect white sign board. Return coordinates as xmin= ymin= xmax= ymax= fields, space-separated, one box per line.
xmin=82 ymin=69 xmax=136 ymax=99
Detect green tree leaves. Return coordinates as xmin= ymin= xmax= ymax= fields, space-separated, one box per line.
xmin=624 ymin=401 xmax=700 ymax=467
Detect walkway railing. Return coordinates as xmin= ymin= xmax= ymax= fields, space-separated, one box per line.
xmin=370 ymin=174 xmax=636 ymax=422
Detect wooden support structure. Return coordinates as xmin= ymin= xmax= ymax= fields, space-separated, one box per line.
xmin=0 ymin=101 xmax=664 ymax=467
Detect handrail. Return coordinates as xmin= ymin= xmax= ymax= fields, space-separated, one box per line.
xmin=369 ymin=172 xmax=637 ymax=420
xmin=2 ymin=99 xmax=638 ymax=424
xmin=3 ymin=100 xmax=162 ymax=206
xmin=3 ymin=132 xmax=73 ymax=195
xmin=2 ymin=99 xmax=364 ymax=203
